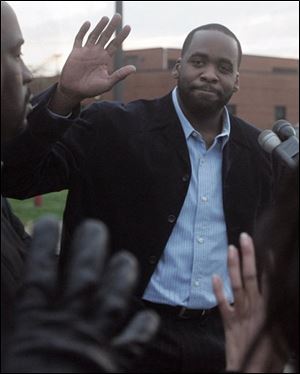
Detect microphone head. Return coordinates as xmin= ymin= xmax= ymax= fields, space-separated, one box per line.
xmin=258 ymin=130 xmax=281 ymax=154
xmin=273 ymin=119 xmax=296 ymax=140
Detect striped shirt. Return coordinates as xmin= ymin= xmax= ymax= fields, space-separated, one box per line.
xmin=143 ymin=87 xmax=234 ymax=308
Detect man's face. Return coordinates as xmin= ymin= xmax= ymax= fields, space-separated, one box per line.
xmin=1 ymin=2 xmax=32 ymax=143
xmin=174 ymin=30 xmax=240 ymax=117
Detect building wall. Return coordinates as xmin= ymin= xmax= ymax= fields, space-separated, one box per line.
xmin=29 ymin=49 xmax=299 ymax=130
xmin=230 ymin=55 xmax=299 ymax=128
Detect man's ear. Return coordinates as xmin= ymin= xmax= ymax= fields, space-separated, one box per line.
xmin=233 ymin=72 xmax=240 ymax=93
xmin=172 ymin=58 xmax=181 ymax=79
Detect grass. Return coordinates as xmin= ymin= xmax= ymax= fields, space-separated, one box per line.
xmin=8 ymin=190 xmax=68 ymax=227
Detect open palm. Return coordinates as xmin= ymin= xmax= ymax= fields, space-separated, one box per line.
xmin=212 ymin=234 xmax=267 ymax=371
xmin=59 ymin=14 xmax=136 ymax=102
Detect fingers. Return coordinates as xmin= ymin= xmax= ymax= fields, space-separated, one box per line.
xmin=75 ymin=15 xmax=131 ymax=59
xmin=227 ymin=245 xmax=245 ymax=311
xmin=112 ymin=310 xmax=160 ymax=350
xmin=75 ymin=15 xmax=127 ymax=49
xmin=212 ymin=275 xmax=233 ymax=323
xmin=109 ymin=65 xmax=136 ymax=87
xmin=109 ymin=310 xmax=159 ymax=372
xmin=239 ymin=233 xmax=259 ymax=303
xmin=21 ymin=216 xmax=60 ymax=308
xmin=63 ymin=219 xmax=109 ymax=304
xmin=95 ymin=251 xmax=139 ymax=338
xmin=85 ymin=16 xmax=110 ymax=46
xmin=227 ymin=233 xmax=260 ymax=313
xmin=97 ymin=14 xmax=122 ymax=47
xmin=213 ymin=235 xmax=258 ymax=321
xmin=73 ymin=21 xmax=91 ymax=48
xmin=106 ymin=25 xmax=131 ymax=56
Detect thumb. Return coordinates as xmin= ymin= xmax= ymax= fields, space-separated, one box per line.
xmin=109 ymin=65 xmax=136 ymax=87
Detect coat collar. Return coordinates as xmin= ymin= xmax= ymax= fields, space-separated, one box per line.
xmin=147 ymin=92 xmax=254 ymax=176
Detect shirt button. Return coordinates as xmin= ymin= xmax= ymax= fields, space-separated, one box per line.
xmin=182 ymin=174 xmax=189 ymax=182
xmin=197 ymin=237 xmax=204 ymax=244
xmin=192 ymin=131 xmax=198 ymax=137
xmin=168 ymin=214 xmax=176 ymax=223
xmin=148 ymin=255 xmax=157 ymax=265
xmin=201 ymin=196 xmax=208 ymax=202
xmin=194 ymin=280 xmax=200 ymax=287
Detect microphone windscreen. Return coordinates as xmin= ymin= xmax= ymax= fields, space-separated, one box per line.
xmin=273 ymin=120 xmax=296 ymax=140
xmin=258 ymin=130 xmax=281 ymax=153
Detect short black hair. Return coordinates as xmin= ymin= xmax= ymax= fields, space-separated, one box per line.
xmin=181 ymin=23 xmax=242 ymax=67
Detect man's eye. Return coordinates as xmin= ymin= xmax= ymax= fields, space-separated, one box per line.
xmin=191 ymin=60 xmax=205 ymax=66
xmin=219 ymin=65 xmax=232 ymax=73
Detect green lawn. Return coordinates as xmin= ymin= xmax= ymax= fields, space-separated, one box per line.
xmin=8 ymin=190 xmax=68 ymax=227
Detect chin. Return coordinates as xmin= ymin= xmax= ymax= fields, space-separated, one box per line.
xmin=191 ymin=93 xmax=219 ymax=107
xmin=197 ymin=103 xmax=224 ymax=117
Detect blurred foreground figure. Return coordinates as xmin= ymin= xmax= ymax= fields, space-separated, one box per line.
xmin=5 ymin=218 xmax=159 ymax=373
xmin=1 ymin=2 xmax=158 ymax=372
xmin=1 ymin=0 xmax=34 ymax=363
xmin=213 ymin=166 xmax=299 ymax=372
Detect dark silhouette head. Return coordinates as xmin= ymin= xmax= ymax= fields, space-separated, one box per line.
xmin=254 ymin=166 xmax=299 ymax=371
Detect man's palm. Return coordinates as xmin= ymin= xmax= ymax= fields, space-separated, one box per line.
xmin=59 ymin=15 xmax=136 ymax=101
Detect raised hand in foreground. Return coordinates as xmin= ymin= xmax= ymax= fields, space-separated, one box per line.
xmin=5 ymin=217 xmax=159 ymax=373
xmin=212 ymin=233 xmax=284 ymax=373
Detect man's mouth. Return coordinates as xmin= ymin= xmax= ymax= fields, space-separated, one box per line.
xmin=193 ymin=86 xmax=219 ymax=95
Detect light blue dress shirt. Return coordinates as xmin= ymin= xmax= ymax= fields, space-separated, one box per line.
xmin=143 ymin=88 xmax=234 ymax=308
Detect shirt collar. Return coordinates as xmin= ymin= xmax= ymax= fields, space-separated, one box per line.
xmin=172 ymin=87 xmax=231 ymax=149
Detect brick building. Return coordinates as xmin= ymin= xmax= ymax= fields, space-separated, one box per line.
xmin=30 ymin=48 xmax=299 ymax=130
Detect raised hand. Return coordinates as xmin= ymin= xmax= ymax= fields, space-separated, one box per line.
xmin=49 ymin=15 xmax=136 ymax=114
xmin=5 ymin=217 xmax=159 ymax=373
xmin=212 ymin=233 xmax=283 ymax=372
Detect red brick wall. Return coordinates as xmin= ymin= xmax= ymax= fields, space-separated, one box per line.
xmin=30 ymin=51 xmax=299 ymax=130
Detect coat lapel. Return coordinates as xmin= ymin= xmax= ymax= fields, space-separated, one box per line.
xmin=222 ymin=115 xmax=252 ymax=183
xmin=149 ymin=93 xmax=191 ymax=169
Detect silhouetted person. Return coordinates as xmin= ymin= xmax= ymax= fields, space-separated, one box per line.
xmin=1 ymin=1 xmax=33 ymax=365
xmin=1 ymin=3 xmax=158 ymax=372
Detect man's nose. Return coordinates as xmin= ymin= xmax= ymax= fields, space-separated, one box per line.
xmin=200 ymin=64 xmax=218 ymax=83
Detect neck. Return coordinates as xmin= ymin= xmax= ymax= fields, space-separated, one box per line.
xmin=190 ymin=111 xmax=223 ymax=135
xmin=181 ymin=104 xmax=224 ymax=144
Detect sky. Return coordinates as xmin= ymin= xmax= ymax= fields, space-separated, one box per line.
xmin=7 ymin=1 xmax=300 ymax=76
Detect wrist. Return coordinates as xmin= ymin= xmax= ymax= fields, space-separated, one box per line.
xmin=48 ymin=84 xmax=81 ymax=115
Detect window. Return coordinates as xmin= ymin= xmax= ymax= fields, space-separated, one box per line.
xmin=275 ymin=106 xmax=286 ymax=120
xmin=272 ymin=67 xmax=298 ymax=75
xmin=227 ymin=104 xmax=237 ymax=115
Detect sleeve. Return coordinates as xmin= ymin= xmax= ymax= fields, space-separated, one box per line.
xmin=1 ymin=85 xmax=101 ymax=199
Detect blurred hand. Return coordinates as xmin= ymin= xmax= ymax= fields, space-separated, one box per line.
xmin=212 ymin=233 xmax=283 ymax=372
xmin=5 ymin=217 xmax=159 ymax=373
xmin=49 ymin=14 xmax=136 ymax=114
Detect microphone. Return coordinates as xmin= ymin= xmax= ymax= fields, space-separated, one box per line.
xmin=273 ymin=119 xmax=297 ymax=141
xmin=258 ymin=130 xmax=281 ymax=153
xmin=258 ymin=129 xmax=299 ymax=169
